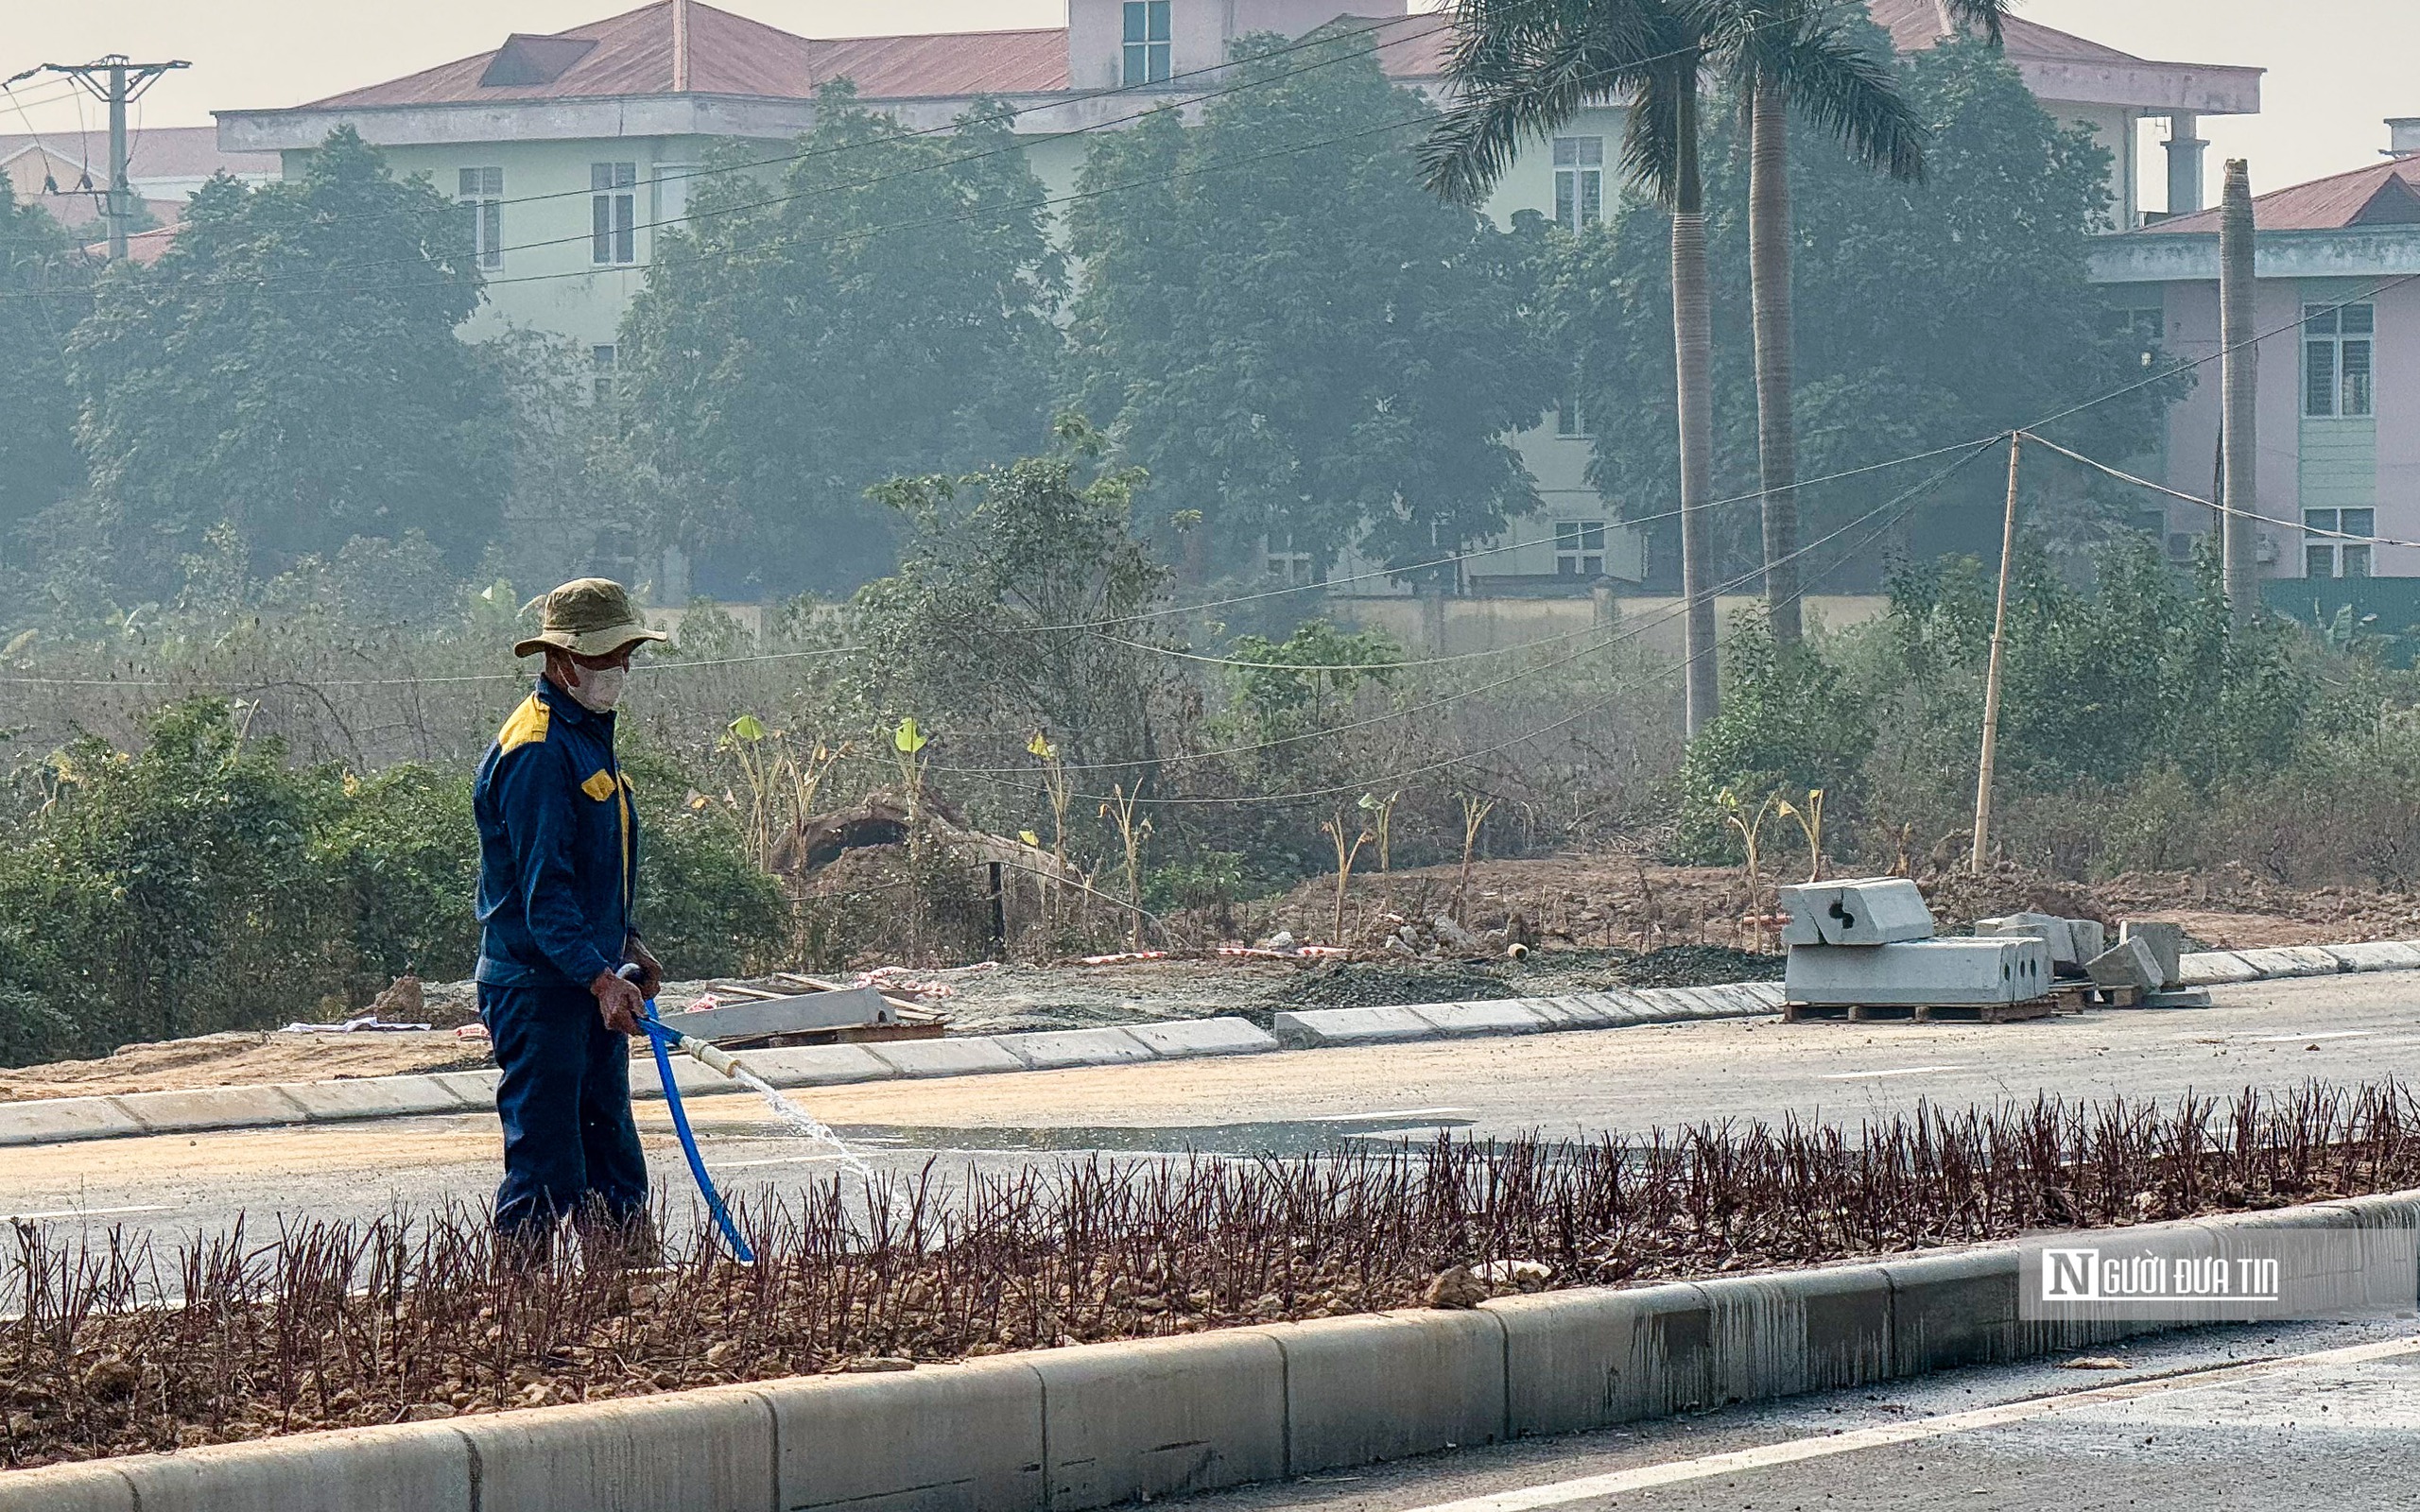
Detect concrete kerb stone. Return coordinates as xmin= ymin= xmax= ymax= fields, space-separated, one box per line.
xmin=1878 ymin=1246 xmax=2022 ymax=1373
xmin=452 ymin=1383 xmax=776 ymax=1512
xmin=739 ymin=1042 xmax=898 ymax=1089
xmin=765 ymin=1358 xmax=1045 ymax=1512
xmin=1410 ymin=1001 xmax=1548 ymax=1038
xmin=1031 ymin=1330 xmax=1288 ymax=1507
xmin=0 ymin=1461 xmax=134 ymax=1511
xmin=1260 ymin=1306 xmax=1507 ymax=1471
xmin=628 ymin=1050 xmax=730 ymax=1103
xmin=1270 ymin=1005 xmax=1439 ymax=1050
xmin=1697 ymin=1264 xmax=1894 ymax=1401
xmin=2176 ymin=950 xmax=2262 ymax=987
xmin=1523 ymin=995 xmax=1616 ymax=1031
xmin=0 ymin=1094 xmax=146 ymax=1148
xmin=1486 ymin=1280 xmax=1707 ymax=1435
xmin=868 ymin=1038 xmax=1027 ymax=1080
xmin=110 ymin=1419 xmax=475 ymax=1512
xmin=425 ymin=1069 xmax=502 ymax=1107
xmin=2231 ymin=945 xmax=2345 ymax=979
xmin=2324 ymin=940 xmax=2420 ymax=973
xmin=271 ymin=1075 xmax=479 ymax=1123
xmin=1120 ymin=1016 xmax=1279 ymax=1058
xmin=113 ymin=1084 xmax=313 ymax=1137
xmin=993 ymin=1026 xmax=1157 ymax=1072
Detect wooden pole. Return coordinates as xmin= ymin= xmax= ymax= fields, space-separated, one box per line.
xmin=1971 ymin=433 xmax=2022 ymax=876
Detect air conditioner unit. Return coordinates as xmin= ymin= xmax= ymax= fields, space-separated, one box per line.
xmin=2255 ymin=532 xmax=2278 ymax=565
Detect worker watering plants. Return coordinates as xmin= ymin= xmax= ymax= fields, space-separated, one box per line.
xmin=473 ymin=577 xmax=668 ymax=1255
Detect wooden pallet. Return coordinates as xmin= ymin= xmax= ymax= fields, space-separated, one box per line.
xmin=2048 ymin=980 xmax=2145 ymax=1012
xmin=1782 ymin=997 xmax=2057 ymax=1024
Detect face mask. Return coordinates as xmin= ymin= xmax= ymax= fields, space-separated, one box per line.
xmin=566 ymin=662 xmax=628 ymax=713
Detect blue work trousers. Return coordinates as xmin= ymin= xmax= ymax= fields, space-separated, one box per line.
xmin=480 ymin=977 xmax=648 ymax=1239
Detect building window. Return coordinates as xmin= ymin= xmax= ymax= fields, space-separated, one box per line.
xmin=1552 ymin=137 xmax=1603 ymax=231
xmin=1265 ymin=532 xmax=1315 ymax=586
xmin=2304 ymin=302 xmax=2375 ymax=418
xmin=592 ymin=344 xmax=617 ymax=403
xmin=2105 ymin=302 xmax=2162 ymax=369
xmin=2305 ymin=507 xmax=2375 ymax=578
xmin=458 ymin=166 xmax=502 ymax=269
xmin=1555 ymin=379 xmax=1589 ymax=438
xmin=1555 ymin=520 xmax=1607 ymax=577
xmin=592 ymin=162 xmax=637 ymax=265
xmin=1122 ymin=1 xmax=1171 ymax=85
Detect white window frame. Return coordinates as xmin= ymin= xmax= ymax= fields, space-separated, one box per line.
xmin=1552 ymin=137 xmax=1603 ymax=232
xmin=458 ymin=166 xmax=502 ymax=269
xmin=2304 ymin=507 xmax=2375 ymax=579
xmin=1554 ymin=520 xmax=1607 ymax=578
xmin=1264 ymin=532 xmax=1315 ymax=586
xmin=592 ymin=162 xmax=637 ymax=266
xmin=1555 ymin=378 xmax=1589 ymax=438
xmin=2304 ymin=301 xmax=2375 ymax=418
xmin=591 ymin=344 xmax=618 ymax=404
xmin=1122 ymin=1 xmax=1172 ymax=86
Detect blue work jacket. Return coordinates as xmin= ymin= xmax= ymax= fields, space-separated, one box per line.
xmin=473 ymin=677 xmax=640 ymax=990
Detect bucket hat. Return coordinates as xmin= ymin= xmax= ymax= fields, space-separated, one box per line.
xmin=512 ymin=577 xmax=669 ymax=659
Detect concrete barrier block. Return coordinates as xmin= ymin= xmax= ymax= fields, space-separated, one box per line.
xmin=1881 ymin=1247 xmax=2022 ymax=1372
xmin=113 ymin=1083 xmax=312 ymax=1135
xmin=273 ymin=1075 xmax=475 ymax=1123
xmin=1263 ymin=1308 xmax=1505 ymax=1471
xmin=1031 ymin=1331 xmax=1287 ymax=1506
xmin=1696 ymin=1265 xmax=1893 ymax=1401
xmin=1787 ymin=938 xmax=2051 ymax=1006
xmin=455 ymin=1383 xmax=774 ymax=1512
xmin=1410 ymin=1002 xmax=1547 ymax=1038
xmin=2233 ymin=945 xmax=2345 ymax=978
xmin=2067 ymin=920 xmax=2106 ymax=964
xmin=1122 ymin=1017 xmax=1279 ymax=1058
xmin=2085 ymin=937 xmax=2163 ymax=991
xmin=1270 ymin=1007 xmax=1438 ymax=1050
xmin=0 ymin=1461 xmax=135 ymax=1510
xmin=1780 ymin=878 xmax=1935 ymax=946
xmin=993 ymin=1027 xmax=1156 ymax=1072
xmin=0 ymin=1094 xmax=146 ymax=1147
xmin=766 ymin=1358 xmax=1044 ymax=1512
xmin=107 ymin=1420 xmax=473 ymax=1512
xmin=2176 ymin=950 xmax=2260 ymax=987
xmin=2118 ymin=921 xmax=2185 ymax=987
xmin=2324 ymin=940 xmax=2420 ymax=973
xmin=731 ymin=1043 xmax=895 ymax=1089
xmin=866 ymin=1039 xmax=1026 ymax=1079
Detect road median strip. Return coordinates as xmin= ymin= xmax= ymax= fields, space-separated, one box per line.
xmin=0 ymin=942 xmax=2405 ymax=1150
xmin=7 ymin=1190 xmax=2411 ymax=1512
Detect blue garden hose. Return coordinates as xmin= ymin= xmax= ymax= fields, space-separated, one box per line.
xmin=630 ymin=980 xmax=757 ymax=1263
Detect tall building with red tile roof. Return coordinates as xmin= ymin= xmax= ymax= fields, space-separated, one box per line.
xmin=2093 ymin=124 xmax=2420 ymax=587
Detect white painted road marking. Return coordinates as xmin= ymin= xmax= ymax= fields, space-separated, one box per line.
xmin=1388 ymin=1335 xmax=2420 ymax=1512
xmin=2244 ymin=1030 xmax=2377 ymax=1043
xmin=1819 ymin=1065 xmax=1965 ymax=1080
xmin=0 ymin=1204 xmax=172 ymax=1222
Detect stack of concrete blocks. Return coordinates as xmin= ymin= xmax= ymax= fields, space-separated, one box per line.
xmin=1978 ymin=912 xmax=2177 ymax=992
xmin=1782 ymin=878 xmax=2052 ymax=1007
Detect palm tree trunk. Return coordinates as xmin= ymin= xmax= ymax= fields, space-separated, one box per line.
xmin=1748 ymin=77 xmax=1801 ymax=648
xmin=1670 ymin=86 xmax=1720 ymax=735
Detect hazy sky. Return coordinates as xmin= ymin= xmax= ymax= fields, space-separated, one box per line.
xmin=5 ymin=2 xmax=2410 ymax=206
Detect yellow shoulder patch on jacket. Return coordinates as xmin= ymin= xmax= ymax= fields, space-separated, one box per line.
xmin=580 ymin=769 xmax=617 ymax=802
xmin=497 ymin=696 xmax=549 ymax=752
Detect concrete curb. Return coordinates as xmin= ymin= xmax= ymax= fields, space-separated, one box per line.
xmin=2 ymin=938 xmax=2407 ymax=1152
xmin=9 ymin=1192 xmax=2411 ymax=1511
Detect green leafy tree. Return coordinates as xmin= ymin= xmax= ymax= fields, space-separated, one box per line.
xmin=0 ymin=179 xmax=88 ymax=554
xmin=1672 ymin=618 xmax=1874 ymax=861
xmin=68 ymin=128 xmax=497 ymax=593
xmin=1068 ymin=25 xmax=1552 ymax=580
xmin=1538 ymin=39 xmax=2171 ymax=588
xmin=619 ymin=86 xmax=1064 ymax=595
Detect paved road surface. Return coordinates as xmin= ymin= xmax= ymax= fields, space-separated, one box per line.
xmin=1183 ymin=1316 xmax=2420 ymax=1512
xmin=5 ymin=970 xmax=2418 ymax=1247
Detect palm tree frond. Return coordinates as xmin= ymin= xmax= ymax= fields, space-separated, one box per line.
xmin=1752 ymin=20 xmax=1928 ymax=183
xmin=1940 ymin=0 xmax=2010 ymax=46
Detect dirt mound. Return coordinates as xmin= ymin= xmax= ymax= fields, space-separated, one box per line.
xmin=1617 ymin=945 xmax=1782 ymax=988
xmin=1277 ymin=962 xmax=1514 ymax=1010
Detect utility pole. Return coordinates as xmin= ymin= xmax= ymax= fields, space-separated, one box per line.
xmin=16 ymin=56 xmax=190 ymax=261
xmin=2219 ymin=159 xmax=2259 ymax=626
xmin=1971 ymin=432 xmax=2022 ymax=878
